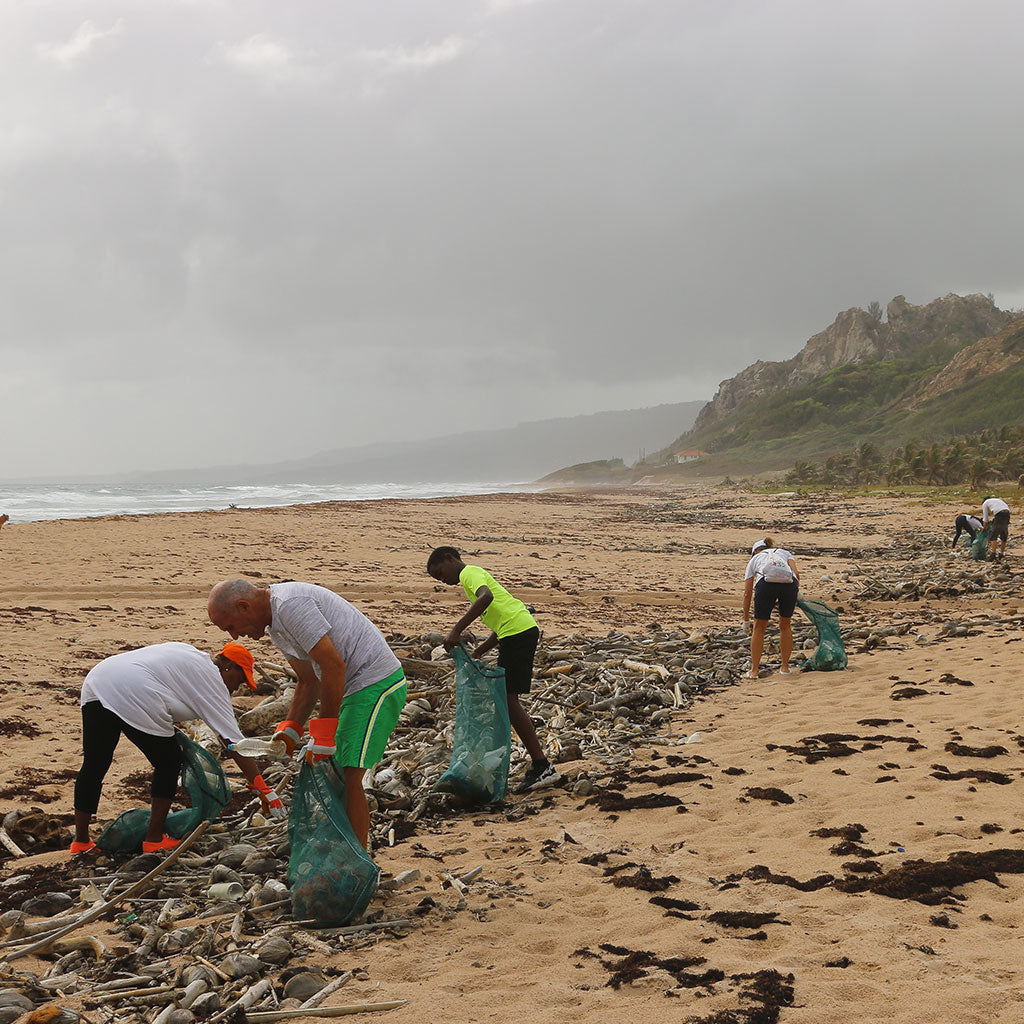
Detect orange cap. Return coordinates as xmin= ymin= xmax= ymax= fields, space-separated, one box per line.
xmin=220 ymin=642 xmax=257 ymax=690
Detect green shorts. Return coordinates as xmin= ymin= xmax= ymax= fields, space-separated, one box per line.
xmin=334 ymin=668 xmax=407 ymax=770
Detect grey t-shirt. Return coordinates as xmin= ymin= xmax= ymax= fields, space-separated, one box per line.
xmin=267 ymin=582 xmax=400 ymax=698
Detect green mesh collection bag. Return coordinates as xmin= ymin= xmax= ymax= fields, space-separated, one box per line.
xmin=434 ymin=646 xmax=511 ymax=805
xmin=971 ymin=526 xmax=991 ymax=560
xmin=287 ymin=759 xmax=380 ymax=926
xmin=797 ymin=598 xmax=848 ymax=671
xmin=96 ymin=732 xmax=232 ymax=853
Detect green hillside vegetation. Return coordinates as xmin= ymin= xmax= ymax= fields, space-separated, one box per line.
xmin=656 ymin=332 xmax=1024 ymax=475
xmin=784 ymin=426 xmax=1024 ymax=489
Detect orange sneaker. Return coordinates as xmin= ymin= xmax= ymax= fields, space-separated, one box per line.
xmin=141 ymin=835 xmax=180 ymax=853
xmin=69 ymin=840 xmax=97 ymax=855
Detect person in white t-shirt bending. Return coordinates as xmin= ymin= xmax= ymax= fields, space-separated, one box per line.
xmin=73 ymin=641 xmax=284 ymax=855
xmin=741 ymin=538 xmax=800 ymax=679
xmin=207 ymin=579 xmax=407 ymax=851
xmin=981 ymin=496 xmax=1011 ymax=559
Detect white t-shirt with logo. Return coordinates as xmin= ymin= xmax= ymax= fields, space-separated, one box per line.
xmin=267 ymin=582 xmax=400 ymax=698
xmin=744 ymin=548 xmax=796 ymax=583
xmin=981 ymin=498 xmax=1010 ymax=523
xmin=80 ymin=642 xmax=243 ymax=741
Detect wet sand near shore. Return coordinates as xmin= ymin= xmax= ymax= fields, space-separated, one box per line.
xmin=1 ymin=486 xmax=1022 ymax=1022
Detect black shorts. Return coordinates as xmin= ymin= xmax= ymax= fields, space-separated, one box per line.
xmin=753 ymin=580 xmax=799 ymax=620
xmin=990 ymin=509 xmax=1010 ymax=542
xmin=497 ymin=626 xmax=539 ymax=694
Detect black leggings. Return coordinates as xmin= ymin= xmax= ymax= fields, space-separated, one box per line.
xmin=74 ymin=701 xmax=182 ymax=814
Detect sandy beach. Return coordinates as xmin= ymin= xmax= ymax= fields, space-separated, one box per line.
xmin=1 ymin=485 xmax=1023 ymax=1023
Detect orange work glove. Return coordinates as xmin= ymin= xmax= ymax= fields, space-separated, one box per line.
xmin=248 ymin=773 xmax=286 ymax=819
xmin=272 ymin=720 xmax=304 ymax=757
xmin=304 ymin=717 xmax=339 ymax=764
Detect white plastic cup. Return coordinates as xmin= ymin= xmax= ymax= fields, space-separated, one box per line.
xmin=207 ymin=882 xmax=244 ymax=901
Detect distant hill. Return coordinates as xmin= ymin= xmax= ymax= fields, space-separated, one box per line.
xmin=113 ymin=401 xmax=706 ymax=486
xmin=648 ymin=293 xmax=1015 ymax=476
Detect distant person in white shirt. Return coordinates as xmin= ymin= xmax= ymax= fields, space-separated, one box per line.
xmin=73 ymin=641 xmax=283 ymax=855
xmin=207 ymin=579 xmax=407 ymax=851
xmin=741 ymin=538 xmax=800 ymax=679
xmin=981 ymin=496 xmax=1011 ymax=559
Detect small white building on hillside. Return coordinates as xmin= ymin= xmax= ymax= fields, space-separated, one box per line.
xmin=674 ymin=449 xmax=710 ymax=464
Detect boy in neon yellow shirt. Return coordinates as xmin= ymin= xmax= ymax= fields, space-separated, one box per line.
xmin=427 ymin=546 xmax=562 ymax=793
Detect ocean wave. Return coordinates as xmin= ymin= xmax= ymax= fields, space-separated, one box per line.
xmin=0 ymin=481 xmax=529 ymax=523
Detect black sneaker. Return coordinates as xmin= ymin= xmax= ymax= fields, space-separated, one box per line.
xmin=516 ymin=761 xmax=563 ymax=793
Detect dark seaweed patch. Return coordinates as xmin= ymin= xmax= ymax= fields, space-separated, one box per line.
xmin=585 ymin=789 xmax=686 ymax=812
xmin=634 ymin=769 xmax=711 ymax=786
xmin=939 ymin=672 xmax=974 ymax=686
xmin=706 ymin=910 xmax=788 ymax=929
xmin=842 ymin=860 xmax=882 ymax=874
xmin=744 ymin=865 xmax=834 ymax=891
xmin=650 ymin=895 xmax=703 ymax=913
xmin=687 ymin=969 xmax=795 ymax=1024
xmin=835 ymin=848 xmax=1024 ymax=904
xmin=857 ymin=718 xmax=903 ymax=726
xmin=891 ymin=687 xmax=930 ymax=700
xmin=610 ymin=867 xmax=680 ymax=892
xmin=930 ymin=769 xmax=1012 ymax=785
xmin=743 ymin=787 xmax=794 ymax=805
xmin=829 ymin=840 xmax=882 ymax=858
xmin=573 ymin=944 xmax=719 ymax=990
xmin=944 ymin=742 xmax=1008 ymax=758
xmin=810 ymin=823 xmax=866 ymax=841
xmin=0 ymin=717 xmax=42 ymax=739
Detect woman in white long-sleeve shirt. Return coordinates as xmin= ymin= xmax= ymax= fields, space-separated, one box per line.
xmin=72 ymin=641 xmax=282 ymax=854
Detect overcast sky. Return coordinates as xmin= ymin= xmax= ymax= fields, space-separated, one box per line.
xmin=2 ymin=0 xmax=1023 ymax=477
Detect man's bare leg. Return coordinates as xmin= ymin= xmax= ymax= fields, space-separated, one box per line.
xmin=343 ymin=766 xmax=369 ymax=850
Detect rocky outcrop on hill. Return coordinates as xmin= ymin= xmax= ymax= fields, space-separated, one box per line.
xmin=692 ymin=293 xmax=1011 ymax=431
xmin=904 ymin=315 xmax=1024 ymax=409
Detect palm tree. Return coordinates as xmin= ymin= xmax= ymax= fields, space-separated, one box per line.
xmin=969 ymin=458 xmax=991 ymax=491
xmin=924 ymin=444 xmax=944 ymax=485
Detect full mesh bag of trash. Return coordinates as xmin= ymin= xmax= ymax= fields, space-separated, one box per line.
xmin=797 ymin=597 xmax=848 ymax=671
xmin=971 ymin=526 xmax=991 ymax=561
xmin=287 ymin=759 xmax=380 ymax=926
xmin=96 ymin=732 xmax=232 ymax=853
xmin=434 ymin=645 xmax=511 ymax=804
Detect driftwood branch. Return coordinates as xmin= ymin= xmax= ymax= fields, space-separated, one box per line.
xmin=245 ymin=1001 xmax=408 ymax=1022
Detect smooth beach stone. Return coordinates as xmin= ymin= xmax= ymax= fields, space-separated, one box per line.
xmin=220 ymin=953 xmax=261 ymax=979
xmin=190 ymin=992 xmax=221 ymax=1015
xmin=256 ymin=935 xmax=293 ymax=965
xmin=208 ymin=864 xmax=243 ymax=884
xmin=22 ymin=892 xmax=74 ymax=917
xmin=283 ymin=971 xmax=326 ymax=1001
xmin=218 ymin=844 xmax=258 ymax=869
xmin=0 ymin=991 xmax=33 ymax=1013
xmin=158 ymin=926 xmax=205 ymax=954
xmin=180 ymin=965 xmax=217 ymax=987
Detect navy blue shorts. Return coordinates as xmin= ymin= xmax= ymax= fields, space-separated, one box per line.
xmin=753 ymin=580 xmax=799 ymax=620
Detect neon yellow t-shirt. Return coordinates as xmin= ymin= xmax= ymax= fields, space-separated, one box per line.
xmin=459 ymin=565 xmax=536 ymax=640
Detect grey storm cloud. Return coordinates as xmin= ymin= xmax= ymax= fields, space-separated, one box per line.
xmin=2 ymin=0 xmax=1023 ymax=476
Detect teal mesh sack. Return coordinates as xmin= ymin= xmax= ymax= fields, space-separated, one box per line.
xmin=971 ymin=526 xmax=991 ymax=560
xmin=434 ymin=646 xmax=511 ymax=805
xmin=287 ymin=759 xmax=380 ymax=926
xmin=797 ymin=598 xmax=848 ymax=671
xmin=96 ymin=732 xmax=232 ymax=853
